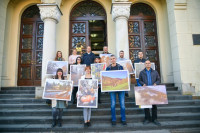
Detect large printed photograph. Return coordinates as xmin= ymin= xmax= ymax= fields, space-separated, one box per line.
xmin=101 ymin=70 xmax=130 ymax=92
xmin=134 ymin=85 xmax=168 ymax=105
xmin=70 ymin=65 xmax=86 ymax=86
xmin=134 ymin=63 xmax=155 ymax=79
xmin=117 ymin=60 xmax=134 ymax=74
xmin=77 ymin=79 xmax=98 ymax=108
xmin=46 ymin=61 xmax=68 ymax=76
xmin=100 ymin=54 xmax=112 ymax=67
xmin=43 ymin=79 xmax=73 ymax=101
xmin=91 ymin=63 xmax=106 ymax=84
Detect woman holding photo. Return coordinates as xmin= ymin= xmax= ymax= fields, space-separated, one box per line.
xmin=94 ymin=56 xmax=102 ymax=104
xmin=79 ymin=66 xmax=95 ymax=128
xmin=51 ymin=68 xmax=68 ymax=128
xmin=72 ymin=57 xmax=82 ymax=104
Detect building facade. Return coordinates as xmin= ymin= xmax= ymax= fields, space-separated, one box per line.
xmin=0 ymin=0 xmax=200 ymax=96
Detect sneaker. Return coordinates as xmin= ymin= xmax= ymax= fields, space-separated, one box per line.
xmin=84 ymin=123 xmax=88 ymax=128
xmin=143 ymin=119 xmax=150 ymax=125
xmin=111 ymin=121 xmax=116 ymax=126
xmin=87 ymin=122 xmax=91 ymax=127
xmin=153 ymin=119 xmax=161 ymax=126
xmin=121 ymin=121 xmax=127 ymax=126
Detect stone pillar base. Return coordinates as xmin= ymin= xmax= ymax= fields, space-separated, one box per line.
xmin=35 ymin=87 xmax=44 ymax=99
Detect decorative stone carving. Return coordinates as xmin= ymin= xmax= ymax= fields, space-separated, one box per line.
xmin=112 ymin=2 xmax=132 ymax=21
xmin=37 ymin=4 xmax=62 ymax=23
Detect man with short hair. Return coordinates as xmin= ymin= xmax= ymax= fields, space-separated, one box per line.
xmin=102 ymin=46 xmax=110 ymax=54
xmin=106 ymin=55 xmax=127 ymax=126
xmin=117 ymin=50 xmax=127 ymax=62
xmin=133 ymin=51 xmax=146 ymax=86
xmin=139 ymin=60 xmax=161 ymax=126
xmin=82 ymin=46 xmax=95 ymax=66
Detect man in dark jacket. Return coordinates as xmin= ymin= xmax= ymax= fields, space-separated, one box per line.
xmin=82 ymin=46 xmax=95 ymax=66
xmin=134 ymin=51 xmax=146 ymax=86
xmin=139 ymin=60 xmax=161 ymax=126
xmin=106 ymin=55 xmax=127 ymax=126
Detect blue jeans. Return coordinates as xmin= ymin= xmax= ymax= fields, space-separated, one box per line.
xmin=110 ymin=91 xmax=126 ymax=122
xmin=136 ymin=79 xmax=142 ymax=86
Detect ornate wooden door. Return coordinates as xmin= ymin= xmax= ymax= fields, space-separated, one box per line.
xmin=17 ymin=5 xmax=43 ymax=86
xmin=129 ymin=3 xmax=160 ymax=73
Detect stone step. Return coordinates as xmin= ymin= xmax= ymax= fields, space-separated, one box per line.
xmin=0 ymin=106 xmax=200 ymax=116
xmin=1 ymin=87 xmax=35 ymax=91
xmin=0 ymin=120 xmax=199 ymax=132
xmin=1 ymin=100 xmax=200 ymax=109
xmin=0 ymin=113 xmax=200 ymax=124
xmin=0 ymin=94 xmax=35 ymax=99
xmin=0 ymin=90 xmax=35 ymax=94
xmin=160 ymin=83 xmax=175 ymax=87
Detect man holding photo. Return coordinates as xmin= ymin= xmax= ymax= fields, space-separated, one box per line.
xmin=106 ymin=55 xmax=127 ymax=126
xmin=139 ymin=60 xmax=161 ymax=126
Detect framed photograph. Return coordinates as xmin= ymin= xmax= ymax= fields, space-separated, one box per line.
xmin=134 ymin=85 xmax=168 ymax=105
xmin=100 ymin=54 xmax=112 ymax=67
xmin=46 ymin=61 xmax=68 ymax=76
xmin=117 ymin=60 xmax=134 ymax=74
xmin=101 ymin=70 xmax=130 ymax=92
xmin=70 ymin=64 xmax=86 ymax=86
xmin=43 ymin=79 xmax=73 ymax=101
xmin=134 ymin=63 xmax=155 ymax=79
xmin=91 ymin=63 xmax=106 ymax=84
xmin=77 ymin=79 xmax=98 ymax=108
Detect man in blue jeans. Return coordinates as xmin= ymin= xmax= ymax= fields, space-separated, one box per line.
xmin=106 ymin=55 xmax=127 ymax=126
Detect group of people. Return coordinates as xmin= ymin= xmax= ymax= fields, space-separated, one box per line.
xmin=48 ymin=46 xmax=161 ymax=128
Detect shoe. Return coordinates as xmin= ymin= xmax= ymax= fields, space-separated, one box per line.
xmin=98 ymin=100 xmax=101 ymax=104
xmin=58 ymin=119 xmax=62 ymax=127
xmin=87 ymin=122 xmax=91 ymax=127
xmin=51 ymin=120 xmax=56 ymax=128
xmin=143 ymin=119 xmax=150 ymax=125
xmin=111 ymin=121 xmax=116 ymax=126
xmin=125 ymin=93 xmax=129 ymax=97
xmin=84 ymin=123 xmax=88 ymax=128
xmin=73 ymin=100 xmax=77 ymax=104
xmin=121 ymin=121 xmax=127 ymax=126
xmin=153 ymin=119 xmax=161 ymax=126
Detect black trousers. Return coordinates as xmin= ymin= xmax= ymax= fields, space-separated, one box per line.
xmin=98 ymin=86 xmax=101 ymax=101
xmin=72 ymin=87 xmax=78 ymax=102
xmin=144 ymin=105 xmax=157 ymax=121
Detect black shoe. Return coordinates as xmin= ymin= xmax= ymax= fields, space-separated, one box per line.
xmin=58 ymin=119 xmax=62 ymax=127
xmin=111 ymin=121 xmax=116 ymax=126
xmin=51 ymin=120 xmax=56 ymax=128
xmin=153 ymin=119 xmax=161 ymax=126
xmin=73 ymin=100 xmax=77 ymax=104
xmin=121 ymin=121 xmax=127 ymax=126
xmin=84 ymin=123 xmax=88 ymax=128
xmin=98 ymin=100 xmax=101 ymax=104
xmin=87 ymin=122 xmax=91 ymax=127
xmin=125 ymin=93 xmax=129 ymax=97
xmin=143 ymin=119 xmax=150 ymax=125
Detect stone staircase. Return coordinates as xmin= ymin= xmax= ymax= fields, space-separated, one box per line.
xmin=0 ymin=84 xmax=200 ymax=132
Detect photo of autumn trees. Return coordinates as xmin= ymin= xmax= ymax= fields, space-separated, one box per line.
xmin=100 ymin=54 xmax=112 ymax=67
xmin=70 ymin=65 xmax=86 ymax=86
xmin=117 ymin=60 xmax=134 ymax=74
xmin=91 ymin=63 xmax=106 ymax=84
xmin=46 ymin=61 xmax=68 ymax=76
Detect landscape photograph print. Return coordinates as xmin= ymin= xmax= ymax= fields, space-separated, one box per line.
xmin=101 ymin=70 xmax=130 ymax=92
xmin=117 ymin=60 xmax=134 ymax=74
xmin=134 ymin=85 xmax=168 ymax=105
xmin=43 ymin=79 xmax=73 ymax=101
xmin=91 ymin=63 xmax=106 ymax=84
xmin=70 ymin=65 xmax=86 ymax=86
xmin=46 ymin=61 xmax=68 ymax=76
xmin=77 ymin=79 xmax=98 ymax=108
xmin=100 ymin=54 xmax=112 ymax=67
xmin=134 ymin=63 xmax=155 ymax=79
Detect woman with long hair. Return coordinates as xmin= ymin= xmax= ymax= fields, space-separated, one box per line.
xmin=51 ymin=68 xmax=67 ymax=128
xmin=55 ymin=51 xmax=65 ymax=61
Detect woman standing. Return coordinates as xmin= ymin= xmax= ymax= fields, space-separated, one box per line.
xmin=68 ymin=49 xmax=80 ymax=65
xmin=72 ymin=57 xmax=82 ymax=104
xmin=55 ymin=51 xmax=65 ymax=61
xmin=80 ymin=66 xmax=95 ymax=127
xmin=51 ymin=68 xmax=67 ymax=128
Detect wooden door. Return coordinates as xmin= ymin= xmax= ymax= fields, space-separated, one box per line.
xmin=17 ymin=5 xmax=43 ymax=86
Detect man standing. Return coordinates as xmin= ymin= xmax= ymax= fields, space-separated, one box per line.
xmin=102 ymin=46 xmax=110 ymax=54
xmin=139 ymin=60 xmax=161 ymax=126
xmin=82 ymin=46 xmax=95 ymax=66
xmin=133 ymin=51 xmax=146 ymax=86
xmin=106 ymin=55 xmax=127 ymax=126
xmin=117 ymin=50 xmax=127 ymax=62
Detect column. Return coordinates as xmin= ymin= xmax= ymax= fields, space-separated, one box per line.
xmin=37 ymin=4 xmax=62 ymax=86
xmin=112 ymin=2 xmax=132 ymax=59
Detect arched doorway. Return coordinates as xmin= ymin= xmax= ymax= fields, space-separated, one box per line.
xmin=128 ymin=3 xmax=160 ymax=73
xmin=17 ymin=5 xmax=44 ymax=86
xmin=69 ymin=0 xmax=107 ymax=55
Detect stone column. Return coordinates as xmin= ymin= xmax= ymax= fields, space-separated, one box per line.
xmin=112 ymin=2 xmax=132 ymax=59
xmin=37 ymin=4 xmax=62 ymax=86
